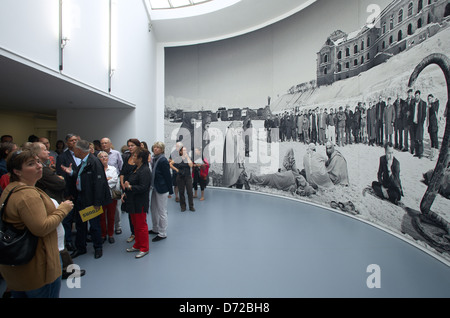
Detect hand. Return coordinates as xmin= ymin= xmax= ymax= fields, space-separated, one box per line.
xmin=124 ymin=181 xmax=131 ymax=190
xmin=60 ymin=200 xmax=74 ymax=211
xmin=61 ymin=163 xmax=73 ymax=174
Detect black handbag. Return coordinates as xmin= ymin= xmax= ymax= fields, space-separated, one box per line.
xmin=0 ymin=187 xmax=39 ymax=266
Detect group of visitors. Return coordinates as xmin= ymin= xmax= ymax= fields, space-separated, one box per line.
xmin=264 ymin=89 xmax=443 ymax=160
xmin=0 ymin=132 xmax=210 ymax=298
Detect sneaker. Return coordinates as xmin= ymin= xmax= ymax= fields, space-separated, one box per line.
xmin=127 ymin=235 xmax=135 ymax=243
xmin=126 ymin=247 xmax=139 ymax=252
xmin=135 ymin=251 xmax=149 ymax=259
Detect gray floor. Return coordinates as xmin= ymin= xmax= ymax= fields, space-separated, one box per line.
xmin=2 ymin=187 xmax=450 ymax=298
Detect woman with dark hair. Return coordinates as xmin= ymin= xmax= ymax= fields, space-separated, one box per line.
xmin=123 ymin=148 xmax=151 ymax=258
xmin=170 ymin=146 xmax=195 ymax=212
xmin=0 ymin=149 xmax=73 ymax=297
xmin=0 ymin=142 xmax=18 ymax=177
xmin=120 ymin=138 xmax=141 ymax=243
xmin=55 ymin=140 xmax=65 ymax=155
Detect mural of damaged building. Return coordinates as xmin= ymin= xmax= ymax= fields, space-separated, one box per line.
xmin=317 ymin=0 xmax=450 ymax=86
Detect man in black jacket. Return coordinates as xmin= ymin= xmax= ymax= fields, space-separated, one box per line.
xmin=55 ymin=133 xmax=80 ymax=251
xmin=376 ymin=96 xmax=386 ymax=146
xmin=410 ymin=90 xmax=427 ymax=158
xmin=402 ymin=89 xmax=414 ymax=152
xmin=61 ymin=139 xmax=112 ymax=259
xmin=371 ymin=142 xmax=403 ymax=204
xmin=393 ymin=95 xmax=404 ymax=150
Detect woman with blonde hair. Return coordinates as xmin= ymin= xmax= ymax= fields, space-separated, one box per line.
xmin=149 ymin=142 xmax=173 ymax=242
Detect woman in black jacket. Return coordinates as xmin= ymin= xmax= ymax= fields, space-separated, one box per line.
xmin=170 ymin=146 xmax=195 ymax=212
xmin=123 ymin=148 xmax=151 ymax=259
xmin=120 ymin=138 xmax=140 ymax=243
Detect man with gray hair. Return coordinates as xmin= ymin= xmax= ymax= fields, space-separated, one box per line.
xmin=56 ymin=133 xmax=80 ymax=251
xmin=61 ymin=139 xmax=112 ymax=259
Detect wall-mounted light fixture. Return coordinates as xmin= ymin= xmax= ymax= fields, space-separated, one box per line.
xmin=59 ymin=0 xmax=65 ymax=71
xmin=59 ymin=0 xmax=74 ymax=71
xmin=108 ymin=0 xmax=117 ymax=93
xmin=61 ymin=36 xmax=70 ymax=49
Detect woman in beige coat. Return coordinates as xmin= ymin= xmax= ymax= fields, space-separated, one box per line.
xmin=0 ymin=149 xmax=73 ymax=298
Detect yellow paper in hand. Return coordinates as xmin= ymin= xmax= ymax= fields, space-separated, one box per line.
xmin=79 ymin=206 xmax=103 ymax=222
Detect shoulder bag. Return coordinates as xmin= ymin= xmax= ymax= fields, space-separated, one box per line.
xmin=0 ymin=187 xmax=39 ymax=266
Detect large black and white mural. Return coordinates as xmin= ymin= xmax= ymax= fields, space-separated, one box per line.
xmin=165 ymin=0 xmax=450 ymax=262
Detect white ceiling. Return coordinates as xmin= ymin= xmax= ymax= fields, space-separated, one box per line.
xmin=0 ymin=0 xmax=315 ymax=116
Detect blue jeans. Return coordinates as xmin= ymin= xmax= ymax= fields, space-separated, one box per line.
xmin=11 ymin=277 xmax=62 ymax=298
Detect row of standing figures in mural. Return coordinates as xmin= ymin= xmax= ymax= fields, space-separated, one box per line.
xmin=175 ymin=53 xmax=449 ymax=252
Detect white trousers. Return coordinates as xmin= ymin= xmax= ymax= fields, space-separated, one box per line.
xmin=150 ymin=190 xmax=168 ymax=237
xmin=327 ymin=126 xmax=336 ymax=144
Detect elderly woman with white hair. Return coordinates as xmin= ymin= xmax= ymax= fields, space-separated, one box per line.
xmin=97 ymin=151 xmax=119 ymax=244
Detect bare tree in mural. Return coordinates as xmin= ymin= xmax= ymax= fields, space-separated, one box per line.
xmin=407 ymin=53 xmax=450 ymax=251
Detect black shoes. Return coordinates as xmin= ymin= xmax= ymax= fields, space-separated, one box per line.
xmin=189 ymin=207 xmax=196 ymax=212
xmin=152 ymin=235 xmax=166 ymax=242
xmin=71 ymin=249 xmax=102 ymax=259
xmin=149 ymin=230 xmax=166 ymax=242
xmin=94 ymin=249 xmax=103 ymax=259
xmin=103 ymin=237 xmax=115 ymax=243
xmin=70 ymin=250 xmax=86 ymax=259
xmin=65 ymin=242 xmax=75 ymax=252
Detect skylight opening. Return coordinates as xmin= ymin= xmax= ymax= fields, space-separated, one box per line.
xmin=149 ymin=0 xmax=212 ymax=10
